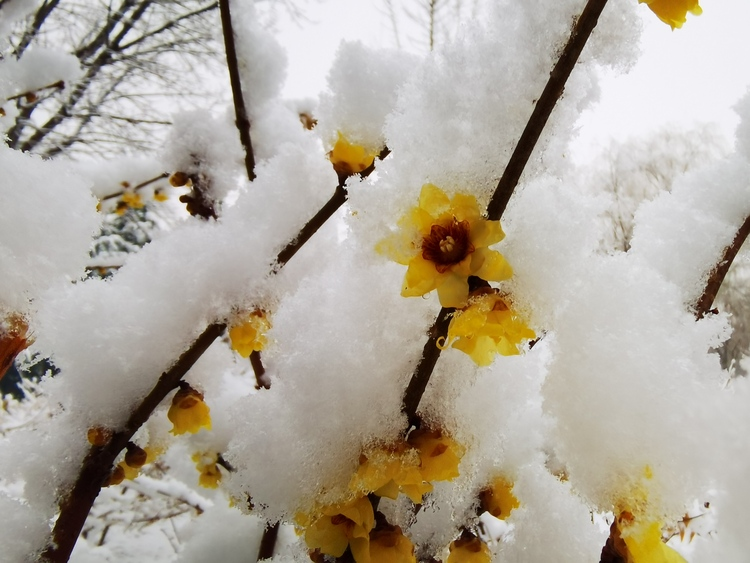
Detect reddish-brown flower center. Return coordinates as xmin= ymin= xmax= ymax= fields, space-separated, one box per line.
xmin=421 ymin=218 xmax=474 ymax=273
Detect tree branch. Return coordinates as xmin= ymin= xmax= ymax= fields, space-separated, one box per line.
xmin=402 ymin=0 xmax=611 ymax=421
xmin=694 ymin=213 xmax=750 ymax=319
xmin=14 ymin=0 xmax=62 ymax=58
xmin=486 ymin=0 xmax=610 ymax=220
xmin=219 ymin=0 xmax=256 ymax=182
xmin=40 ymin=322 xmax=226 ymax=563
xmin=117 ymin=2 xmax=219 ymax=52
xmin=257 ymin=521 xmax=280 ymax=561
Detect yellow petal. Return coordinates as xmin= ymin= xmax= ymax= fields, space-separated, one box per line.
xmin=623 ymin=521 xmax=687 ymax=563
xmin=452 ymin=335 xmax=496 ymax=366
xmin=436 ymin=273 xmax=470 ymax=308
xmin=469 ymin=219 xmax=505 ymax=249
xmin=305 ymin=519 xmax=349 ymax=557
xmin=449 ymin=192 xmax=481 ymax=224
xmin=419 ymin=184 xmax=451 ymax=217
xmin=350 ymin=536 xmax=371 ymax=563
xmin=402 ymin=256 xmax=439 ymax=298
xmin=168 ymin=397 xmax=212 ymax=435
xmin=471 ymin=248 xmax=513 ymax=282
xmin=640 ymin=0 xmax=701 ymax=29
xmin=481 ymin=477 xmax=520 ymax=520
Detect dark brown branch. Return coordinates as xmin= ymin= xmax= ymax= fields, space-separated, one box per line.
xmin=41 ymin=322 xmax=226 ymax=563
xmin=273 ymin=147 xmax=390 ymax=271
xmin=486 ymin=0 xmax=610 ymax=220
xmin=257 ymin=521 xmax=280 ymax=561
xmin=14 ymin=0 xmax=63 ymax=58
xmin=402 ymin=0 xmax=610 ymax=422
xmin=100 ymin=172 xmax=169 ymax=201
xmin=250 ymin=350 xmax=270 ymax=390
xmin=219 ymin=0 xmax=256 ymax=182
xmin=401 ymin=307 xmax=454 ymax=428
xmin=694 ymin=213 xmax=750 ymax=319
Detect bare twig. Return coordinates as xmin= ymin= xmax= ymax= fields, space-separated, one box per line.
xmin=250 ymin=350 xmax=270 ymax=390
xmin=694 ymin=213 xmax=750 ymax=319
xmin=257 ymin=521 xmax=280 ymax=561
xmin=40 ymin=323 xmax=226 ymax=563
xmin=486 ymin=0 xmax=610 ymax=220
xmin=100 ymin=172 xmax=170 ymax=201
xmin=219 ymin=0 xmax=256 ymax=182
xmin=402 ymin=0 xmax=611 ymax=421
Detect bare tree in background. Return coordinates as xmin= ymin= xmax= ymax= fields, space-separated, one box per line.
xmin=2 ymin=0 xmax=225 ymax=157
xmin=381 ymin=0 xmax=481 ymax=52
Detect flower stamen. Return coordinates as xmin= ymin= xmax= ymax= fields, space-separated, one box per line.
xmin=422 ymin=219 xmax=474 ymax=273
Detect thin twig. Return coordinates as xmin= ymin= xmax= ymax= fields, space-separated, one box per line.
xmin=257 ymin=521 xmax=280 ymax=561
xmin=401 ymin=0 xmax=611 ymax=421
xmin=219 ymin=0 xmax=256 ymax=182
xmin=694 ymin=213 xmax=750 ymax=319
xmin=250 ymin=350 xmax=270 ymax=390
xmin=40 ymin=322 xmax=226 ymax=563
xmin=486 ymin=0 xmax=610 ymax=220
xmin=100 ymin=172 xmax=169 ymax=201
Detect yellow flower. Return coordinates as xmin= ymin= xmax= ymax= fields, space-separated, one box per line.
xmin=369 ymin=524 xmax=417 ymax=563
xmin=377 ymin=184 xmax=513 ymax=308
xmin=303 ymin=496 xmax=375 ymax=563
xmin=350 ymin=445 xmax=432 ymax=504
xmin=118 ymin=191 xmax=144 ymax=214
xmin=329 ymin=132 xmax=378 ymax=177
xmin=479 ymin=476 xmax=520 ymax=520
xmin=440 ymin=292 xmax=535 ymax=366
xmin=639 ymin=0 xmax=702 ymax=29
xmin=153 ymin=189 xmax=169 ymax=202
xmin=228 ymin=310 xmax=271 ymax=358
xmin=407 ymin=428 xmax=464 ymax=483
xmin=193 ymin=452 xmax=222 ymax=489
xmin=447 ymin=534 xmax=492 ymax=563
xmin=168 ymin=384 xmax=212 ymax=435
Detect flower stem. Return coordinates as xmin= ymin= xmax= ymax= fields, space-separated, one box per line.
xmin=41 ymin=322 xmax=226 ymax=563
xmin=219 ymin=0 xmax=256 ymax=182
xmin=694 ymin=213 xmax=750 ymax=319
xmin=486 ymin=0 xmax=610 ymax=221
xmin=257 ymin=521 xmax=280 ymax=561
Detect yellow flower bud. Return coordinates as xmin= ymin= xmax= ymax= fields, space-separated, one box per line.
xmin=168 ymin=384 xmax=212 ymax=435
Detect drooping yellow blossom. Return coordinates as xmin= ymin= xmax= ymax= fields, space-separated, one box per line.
xmin=120 ymin=461 xmax=140 ymax=481
xmin=407 ymin=428 xmax=465 ymax=483
xmin=377 ymin=184 xmax=513 ymax=308
xmin=302 ymin=496 xmax=375 ymax=563
xmin=480 ymin=476 xmax=520 ymax=520
xmin=447 ymin=534 xmax=492 ymax=563
xmin=192 ymin=452 xmax=222 ymax=489
xmin=440 ymin=292 xmax=535 ymax=366
xmin=229 ymin=310 xmax=271 ymax=358
xmin=168 ymin=384 xmax=212 ymax=435
xmin=116 ymin=191 xmax=144 ymax=215
xmin=639 ymin=0 xmax=702 ymax=29
xmin=369 ymin=524 xmax=417 ymax=563
xmin=350 ymin=445 xmax=432 ymax=504
xmin=603 ymin=466 xmax=687 ymax=563
xmin=153 ymin=189 xmax=169 ymax=202
xmin=329 ymin=132 xmax=378 ymax=177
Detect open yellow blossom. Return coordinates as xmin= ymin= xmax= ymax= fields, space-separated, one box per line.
xmin=303 ymin=496 xmax=375 ymax=563
xmin=229 ymin=310 xmax=271 ymax=358
xmin=447 ymin=534 xmax=492 ymax=563
xmin=480 ymin=476 xmax=520 ymax=520
xmin=440 ymin=292 xmax=535 ymax=366
xmin=639 ymin=0 xmax=702 ymax=29
xmin=350 ymin=445 xmax=432 ymax=504
xmin=408 ymin=428 xmax=464 ymax=483
xmin=192 ymin=452 xmax=222 ymax=489
xmin=369 ymin=524 xmax=417 ymax=563
xmin=329 ymin=132 xmax=378 ymax=177
xmin=377 ymin=184 xmax=512 ymax=308
xmin=168 ymin=384 xmax=212 ymax=435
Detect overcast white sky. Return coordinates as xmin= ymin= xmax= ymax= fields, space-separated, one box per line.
xmin=272 ymin=0 xmax=750 ymax=162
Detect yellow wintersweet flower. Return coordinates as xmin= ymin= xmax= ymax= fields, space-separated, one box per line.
xmin=447 ymin=534 xmax=492 ymax=563
xmin=407 ymin=428 xmax=464 ymax=483
xmin=228 ymin=310 xmax=271 ymax=358
xmin=350 ymin=445 xmax=433 ymax=504
xmin=480 ymin=476 xmax=520 ymax=520
xmin=192 ymin=452 xmax=222 ymax=489
xmin=377 ymin=184 xmax=512 ymax=308
xmin=303 ymin=496 xmax=375 ymax=563
xmin=168 ymin=384 xmax=212 ymax=435
xmin=329 ymin=132 xmax=378 ymax=177
xmin=639 ymin=0 xmax=702 ymax=29
xmin=440 ymin=292 xmax=535 ymax=366
xmin=116 ymin=191 xmax=144 ymax=215
xmin=369 ymin=524 xmax=417 ymax=563
xmin=153 ymin=189 xmax=169 ymax=202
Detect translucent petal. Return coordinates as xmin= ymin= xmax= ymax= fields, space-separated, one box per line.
xmin=471 ymin=249 xmax=513 ymax=282
xmin=419 ymin=183 xmax=450 ymax=217
xmin=436 ymin=273 xmax=470 ymax=308
xmin=402 ymin=256 xmax=439 ymax=297
xmin=469 ymin=219 xmax=505 ymax=248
